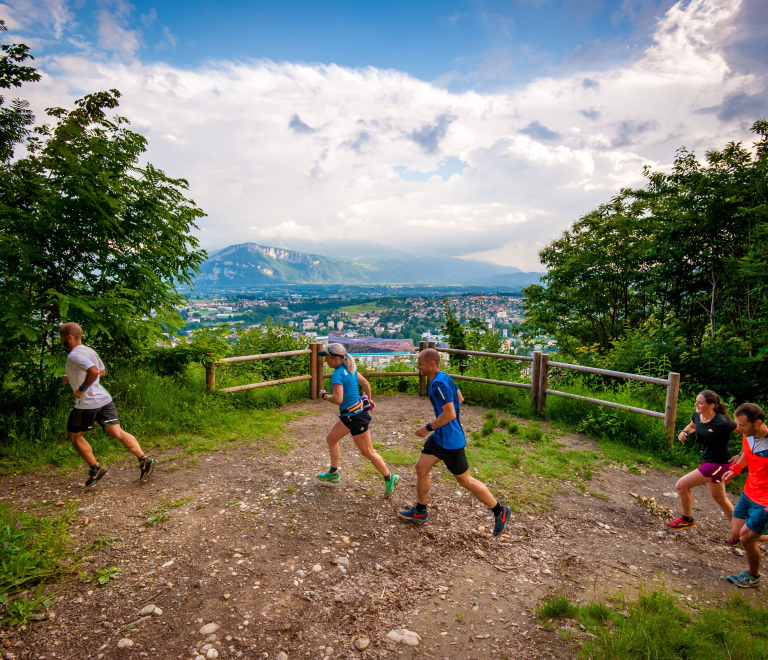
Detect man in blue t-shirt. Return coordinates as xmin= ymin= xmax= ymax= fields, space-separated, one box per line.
xmin=398 ymin=348 xmax=512 ymax=536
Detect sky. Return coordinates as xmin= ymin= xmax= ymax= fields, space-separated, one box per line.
xmin=3 ymin=0 xmax=767 ymax=271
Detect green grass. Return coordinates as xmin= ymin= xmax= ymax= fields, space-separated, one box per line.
xmin=571 ymin=589 xmax=768 ymax=659
xmin=466 ymin=427 xmax=601 ymax=511
xmin=339 ymin=301 xmax=380 ymax=314
xmin=0 ymin=502 xmax=75 ymax=624
xmin=145 ymin=504 xmax=170 ymax=527
xmin=380 ymin=447 xmax=420 ymax=465
xmin=537 ymin=594 xmax=578 ymax=620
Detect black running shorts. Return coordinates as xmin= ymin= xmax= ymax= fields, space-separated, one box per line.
xmin=67 ymin=402 xmax=120 ymax=434
xmin=339 ymin=411 xmax=372 ymax=437
xmin=421 ymin=434 xmax=469 ymax=476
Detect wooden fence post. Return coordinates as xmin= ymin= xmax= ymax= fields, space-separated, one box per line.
xmin=537 ymin=353 xmax=550 ymax=413
xmin=664 ymin=372 xmax=680 ymax=450
xmin=530 ymin=351 xmax=541 ymax=410
xmin=309 ymin=343 xmax=318 ymax=399
xmin=316 ymin=346 xmax=324 ymax=398
xmin=418 ymin=341 xmax=427 ymax=397
xmin=205 ymin=353 xmax=215 ymax=394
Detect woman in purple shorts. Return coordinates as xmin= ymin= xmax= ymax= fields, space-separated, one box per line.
xmin=667 ymin=390 xmax=740 ymax=543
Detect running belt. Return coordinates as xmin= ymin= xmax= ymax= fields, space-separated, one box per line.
xmin=341 ymin=399 xmax=364 ymax=415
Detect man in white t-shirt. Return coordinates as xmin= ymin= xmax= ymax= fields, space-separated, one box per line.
xmin=60 ymin=322 xmax=155 ymax=487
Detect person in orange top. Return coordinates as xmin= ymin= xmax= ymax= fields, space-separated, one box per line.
xmin=722 ymin=403 xmax=768 ymax=588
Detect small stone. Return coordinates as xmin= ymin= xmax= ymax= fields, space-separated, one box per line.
xmin=312 ymin=564 xmax=322 ymax=572
xmin=385 ymin=629 xmax=421 ymax=646
xmin=276 ymin=653 xmax=288 ymax=660
xmin=336 ymin=556 xmax=350 ymax=567
xmin=474 ymin=549 xmax=486 ymax=559
xmin=375 ymin=563 xmax=384 ymax=571
xmin=354 ymin=638 xmax=370 ymax=651
xmin=324 ymin=647 xmax=333 ymax=656
xmin=580 ymin=624 xmax=586 ymax=631
xmin=117 ymin=638 xmax=133 ymax=649
xmin=334 ymin=594 xmax=343 ymax=602
xmin=195 ymin=656 xmax=205 ymax=660
xmin=542 ymin=569 xmax=553 ymax=576
xmin=733 ymin=548 xmax=746 ymax=557
xmin=206 ymin=649 xmax=219 ymax=659
xmin=629 ymin=565 xmax=638 ymax=571
xmin=138 ymin=604 xmax=156 ymax=616
xmin=223 ymin=594 xmax=231 ymax=600
xmin=200 ymin=623 xmax=220 ymax=635
xmin=151 ymin=607 xmax=162 ymax=617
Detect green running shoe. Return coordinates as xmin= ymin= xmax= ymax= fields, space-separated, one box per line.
xmin=384 ymin=473 xmax=399 ymax=498
xmin=317 ymin=470 xmax=340 ymax=483
xmin=727 ymin=570 xmax=760 ymax=588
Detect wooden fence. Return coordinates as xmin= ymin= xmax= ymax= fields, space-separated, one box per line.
xmin=205 ymin=341 xmax=680 ymax=447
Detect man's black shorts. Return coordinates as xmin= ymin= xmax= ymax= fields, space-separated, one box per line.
xmin=67 ymin=402 xmax=120 ymax=434
xmin=421 ymin=434 xmax=469 ymax=476
xmin=339 ymin=411 xmax=372 ymax=437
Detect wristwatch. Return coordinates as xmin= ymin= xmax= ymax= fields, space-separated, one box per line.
xmin=426 ymin=422 xmax=433 ymax=432
xmin=79 ymin=385 xmax=88 ymax=392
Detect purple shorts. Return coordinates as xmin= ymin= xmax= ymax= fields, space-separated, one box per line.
xmin=698 ymin=462 xmax=732 ymax=483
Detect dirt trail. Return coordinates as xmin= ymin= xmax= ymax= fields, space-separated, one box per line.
xmin=1 ymin=395 xmax=765 ymax=660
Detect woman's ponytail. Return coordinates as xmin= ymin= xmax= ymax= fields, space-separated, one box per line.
xmin=700 ymin=390 xmax=729 ymax=418
xmin=344 ymin=354 xmax=357 ymax=374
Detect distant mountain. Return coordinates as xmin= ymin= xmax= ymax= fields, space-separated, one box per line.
xmin=193 ymin=242 xmax=539 ymax=288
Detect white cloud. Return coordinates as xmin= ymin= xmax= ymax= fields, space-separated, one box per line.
xmin=14 ymin=0 xmax=763 ymax=270
xmin=0 ymin=0 xmax=73 ymax=38
xmin=95 ymin=0 xmax=140 ymax=59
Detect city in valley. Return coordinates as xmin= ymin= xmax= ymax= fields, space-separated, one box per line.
xmin=178 ymin=287 xmax=526 ymax=347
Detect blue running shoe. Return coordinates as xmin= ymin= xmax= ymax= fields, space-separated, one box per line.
xmin=727 ymin=570 xmax=760 ymax=588
xmin=493 ymin=505 xmax=512 ymax=537
xmin=398 ymin=507 xmax=429 ymax=525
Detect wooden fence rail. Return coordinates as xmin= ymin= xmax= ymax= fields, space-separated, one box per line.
xmin=205 ymin=340 xmax=680 ymax=448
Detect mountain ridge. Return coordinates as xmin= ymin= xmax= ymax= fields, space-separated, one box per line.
xmin=194 ymin=242 xmax=543 ymax=288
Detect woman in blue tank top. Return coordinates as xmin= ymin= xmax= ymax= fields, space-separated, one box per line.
xmin=317 ymin=343 xmax=399 ymax=498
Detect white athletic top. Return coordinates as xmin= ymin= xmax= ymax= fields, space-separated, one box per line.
xmin=65 ymin=345 xmax=113 ymax=410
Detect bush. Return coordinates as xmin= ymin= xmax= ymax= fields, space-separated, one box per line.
xmin=0 ymin=503 xmax=74 ymax=623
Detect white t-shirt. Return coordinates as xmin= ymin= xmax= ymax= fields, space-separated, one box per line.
xmin=65 ymin=345 xmax=113 ymax=410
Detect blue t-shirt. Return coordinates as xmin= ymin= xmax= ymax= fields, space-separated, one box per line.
xmin=331 ymin=365 xmax=361 ymax=416
xmin=428 ymin=371 xmax=465 ymax=449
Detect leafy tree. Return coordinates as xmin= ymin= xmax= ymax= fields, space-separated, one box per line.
xmin=0 ymin=32 xmax=206 ymax=391
xmin=519 ymin=120 xmax=768 ymax=400
xmin=439 ymin=299 xmax=467 ymax=372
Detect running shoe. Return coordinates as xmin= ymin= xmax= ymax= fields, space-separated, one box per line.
xmin=85 ymin=465 xmax=108 ymax=487
xmin=493 ymin=505 xmax=512 ymax=537
xmin=726 ymin=535 xmax=740 ymax=548
xmin=384 ymin=474 xmax=400 ymax=498
xmin=139 ymin=456 xmax=156 ymax=483
xmin=317 ymin=470 xmax=340 ymax=483
xmin=666 ymin=516 xmax=695 ymax=530
xmin=398 ymin=507 xmax=430 ymax=525
xmin=727 ymin=570 xmax=760 ymax=588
